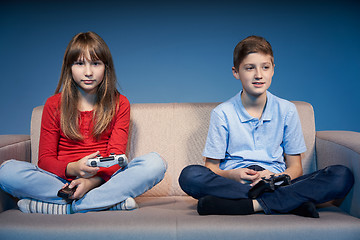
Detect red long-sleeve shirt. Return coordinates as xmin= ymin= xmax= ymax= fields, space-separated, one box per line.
xmin=38 ymin=93 xmax=130 ymax=182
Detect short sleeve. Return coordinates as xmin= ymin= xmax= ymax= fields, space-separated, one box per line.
xmin=282 ymin=105 xmax=307 ymax=155
xmin=202 ymin=110 xmax=229 ymax=160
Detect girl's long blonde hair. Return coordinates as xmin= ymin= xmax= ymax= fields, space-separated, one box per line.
xmin=55 ymin=32 xmax=119 ymax=140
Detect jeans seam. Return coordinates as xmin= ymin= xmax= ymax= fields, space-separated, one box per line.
xmin=257 ymin=197 xmax=272 ymax=214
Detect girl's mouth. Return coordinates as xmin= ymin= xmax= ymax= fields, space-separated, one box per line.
xmin=82 ymin=80 xmax=96 ymax=84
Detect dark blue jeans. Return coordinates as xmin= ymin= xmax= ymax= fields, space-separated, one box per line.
xmin=178 ymin=164 xmax=354 ymax=214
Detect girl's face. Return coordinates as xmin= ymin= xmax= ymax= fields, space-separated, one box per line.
xmin=232 ymin=52 xmax=274 ymax=98
xmin=71 ymin=51 xmax=105 ymax=94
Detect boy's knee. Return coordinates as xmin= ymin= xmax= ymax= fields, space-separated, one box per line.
xmin=179 ymin=165 xmax=209 ymax=199
xmin=326 ymin=165 xmax=354 ymax=195
xmin=179 ymin=165 xmax=207 ymax=187
xmin=326 ymin=165 xmax=353 ymax=180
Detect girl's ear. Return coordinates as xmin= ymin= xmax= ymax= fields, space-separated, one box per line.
xmin=232 ymin=67 xmax=240 ymax=80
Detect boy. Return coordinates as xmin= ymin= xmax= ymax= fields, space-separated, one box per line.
xmin=178 ymin=36 xmax=354 ymax=217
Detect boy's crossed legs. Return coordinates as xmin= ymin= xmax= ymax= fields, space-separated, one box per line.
xmin=179 ymin=164 xmax=354 ymax=217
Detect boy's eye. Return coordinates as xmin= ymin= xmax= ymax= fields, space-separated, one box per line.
xmin=245 ymin=66 xmax=254 ymax=71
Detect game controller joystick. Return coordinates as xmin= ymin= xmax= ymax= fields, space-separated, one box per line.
xmin=248 ymin=174 xmax=291 ymax=199
xmin=86 ymin=153 xmax=128 ymax=168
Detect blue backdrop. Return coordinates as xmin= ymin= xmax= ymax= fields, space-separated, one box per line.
xmin=1 ymin=0 xmax=359 ymax=134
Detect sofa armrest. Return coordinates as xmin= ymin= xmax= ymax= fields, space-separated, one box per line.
xmin=316 ymin=131 xmax=360 ymax=218
xmin=0 ymin=135 xmax=31 ymax=165
xmin=0 ymin=135 xmax=31 ymax=213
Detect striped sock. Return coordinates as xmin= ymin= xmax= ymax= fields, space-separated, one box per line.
xmin=18 ymin=199 xmax=70 ymax=215
xmin=108 ymin=197 xmax=138 ymax=211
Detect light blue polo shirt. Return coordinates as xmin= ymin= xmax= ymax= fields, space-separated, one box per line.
xmin=203 ymin=91 xmax=307 ymax=173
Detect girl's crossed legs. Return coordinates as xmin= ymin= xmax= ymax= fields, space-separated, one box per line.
xmin=0 ymin=152 xmax=167 ymax=214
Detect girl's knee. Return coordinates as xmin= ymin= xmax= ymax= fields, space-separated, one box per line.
xmin=0 ymin=160 xmax=32 ymax=178
xmin=1 ymin=159 xmax=18 ymax=169
xmin=0 ymin=160 xmax=33 ymax=191
xmin=132 ymin=152 xmax=167 ymax=175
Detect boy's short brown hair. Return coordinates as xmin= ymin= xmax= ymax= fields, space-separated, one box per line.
xmin=233 ymin=36 xmax=274 ymax=71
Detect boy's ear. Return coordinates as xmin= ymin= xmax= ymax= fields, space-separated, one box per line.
xmin=232 ymin=67 xmax=240 ymax=80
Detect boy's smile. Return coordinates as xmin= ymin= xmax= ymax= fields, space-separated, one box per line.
xmin=232 ymin=52 xmax=274 ymax=99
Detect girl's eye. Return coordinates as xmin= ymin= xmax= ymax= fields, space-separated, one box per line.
xmin=92 ymin=61 xmax=103 ymax=66
xmin=73 ymin=61 xmax=84 ymax=66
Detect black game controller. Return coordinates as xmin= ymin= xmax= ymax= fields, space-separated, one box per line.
xmin=248 ymin=174 xmax=291 ymax=199
xmin=57 ymin=185 xmax=77 ymax=202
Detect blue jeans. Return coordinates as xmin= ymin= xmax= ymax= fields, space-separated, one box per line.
xmin=178 ymin=164 xmax=354 ymax=214
xmin=0 ymin=152 xmax=167 ymax=213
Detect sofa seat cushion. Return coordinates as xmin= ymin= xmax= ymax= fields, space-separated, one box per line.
xmin=0 ymin=197 xmax=359 ymax=240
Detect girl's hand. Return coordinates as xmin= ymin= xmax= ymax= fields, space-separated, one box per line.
xmin=67 ymin=177 xmax=104 ymax=200
xmin=66 ymin=151 xmax=100 ymax=178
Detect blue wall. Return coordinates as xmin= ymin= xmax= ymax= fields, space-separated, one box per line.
xmin=1 ymin=0 xmax=359 ymax=134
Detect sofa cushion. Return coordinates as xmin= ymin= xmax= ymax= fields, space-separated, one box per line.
xmin=30 ymin=102 xmax=316 ymax=197
xmin=0 ymin=197 xmax=359 ymax=240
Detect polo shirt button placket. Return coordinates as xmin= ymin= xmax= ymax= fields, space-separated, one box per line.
xmin=252 ymin=120 xmax=257 ymax=148
xmin=254 ymin=120 xmax=263 ymax=149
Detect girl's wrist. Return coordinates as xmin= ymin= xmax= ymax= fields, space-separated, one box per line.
xmin=88 ymin=176 xmax=105 ymax=188
xmin=66 ymin=162 xmax=78 ymax=177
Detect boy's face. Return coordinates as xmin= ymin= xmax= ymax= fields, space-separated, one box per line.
xmin=232 ymin=53 xmax=274 ymax=98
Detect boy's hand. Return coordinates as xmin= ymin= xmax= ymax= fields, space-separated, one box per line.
xmin=258 ymin=169 xmax=275 ymax=179
xmin=66 ymin=151 xmax=100 ymax=178
xmin=250 ymin=169 xmax=275 ymax=186
xmin=205 ymin=158 xmax=261 ymax=184
xmin=230 ymin=168 xmax=260 ymax=184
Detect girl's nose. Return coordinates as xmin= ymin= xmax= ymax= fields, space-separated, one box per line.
xmin=84 ymin=64 xmax=93 ymax=77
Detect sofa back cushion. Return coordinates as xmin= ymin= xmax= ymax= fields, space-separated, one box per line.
xmin=31 ymin=101 xmax=316 ymax=197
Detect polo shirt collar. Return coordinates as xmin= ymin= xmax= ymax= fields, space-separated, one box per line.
xmin=235 ymin=90 xmax=273 ymax=123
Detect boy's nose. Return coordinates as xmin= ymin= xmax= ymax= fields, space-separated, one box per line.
xmin=254 ymin=68 xmax=262 ymax=79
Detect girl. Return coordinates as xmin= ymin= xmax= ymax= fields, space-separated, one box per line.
xmin=0 ymin=31 xmax=167 ymax=214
